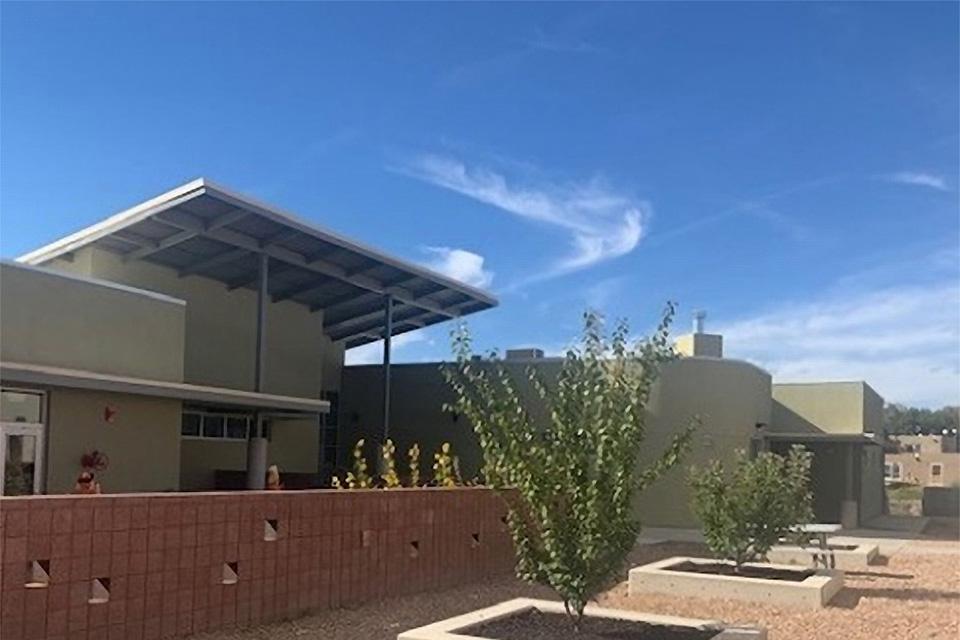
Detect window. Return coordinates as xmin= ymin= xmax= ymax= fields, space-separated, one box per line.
xmin=930 ymin=463 xmax=943 ymax=485
xmin=0 ymin=390 xmax=43 ymax=423
xmin=320 ymin=391 xmax=339 ymax=467
xmin=884 ymin=462 xmax=902 ymax=481
xmin=181 ymin=411 xmax=251 ymax=441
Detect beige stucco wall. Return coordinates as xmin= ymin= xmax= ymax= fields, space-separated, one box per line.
xmin=340 ymin=355 xmax=772 ymax=528
xmin=179 ymin=418 xmax=320 ymax=490
xmin=771 ymin=382 xmax=882 ymax=435
xmin=48 ymin=247 xmax=338 ymax=398
xmin=0 ymin=261 xmax=185 ymax=381
xmin=887 ymin=451 xmax=960 ymax=487
xmin=44 ymin=387 xmax=181 ymax=493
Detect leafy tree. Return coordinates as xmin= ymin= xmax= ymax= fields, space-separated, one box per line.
xmin=443 ymin=306 xmax=694 ymax=630
xmin=884 ymin=403 xmax=960 ymax=436
xmin=689 ymin=446 xmax=813 ymax=570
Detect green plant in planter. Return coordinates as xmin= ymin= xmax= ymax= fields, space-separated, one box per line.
xmin=689 ymin=445 xmax=813 ymax=570
xmin=334 ymin=438 xmax=372 ymax=489
xmin=433 ymin=442 xmax=457 ymax=487
xmin=380 ymin=439 xmax=401 ymax=488
xmin=408 ymin=443 xmax=421 ymax=487
xmin=443 ymin=305 xmax=693 ymax=630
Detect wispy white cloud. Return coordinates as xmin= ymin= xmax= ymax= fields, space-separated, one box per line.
xmin=885 ymin=171 xmax=950 ymax=191
xmin=397 ymin=154 xmax=648 ymax=283
xmin=420 ymin=246 xmax=494 ymax=289
xmin=344 ymin=330 xmax=432 ymax=366
xmin=718 ymin=279 xmax=960 ymax=408
xmin=523 ymin=27 xmax=603 ymax=54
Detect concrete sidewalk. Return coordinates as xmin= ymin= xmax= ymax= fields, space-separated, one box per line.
xmin=638 ymin=518 xmax=960 ymax=557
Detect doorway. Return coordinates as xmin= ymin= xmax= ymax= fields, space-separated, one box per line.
xmin=0 ymin=389 xmax=46 ymax=495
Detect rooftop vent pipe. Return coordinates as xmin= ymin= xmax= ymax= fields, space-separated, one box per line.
xmin=693 ymin=310 xmax=706 ymax=334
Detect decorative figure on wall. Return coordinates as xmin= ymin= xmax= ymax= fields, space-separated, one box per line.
xmin=266 ymin=464 xmax=284 ymax=490
xmin=73 ymin=471 xmax=101 ymax=494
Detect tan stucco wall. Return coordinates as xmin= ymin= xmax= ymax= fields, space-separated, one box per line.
xmin=771 ymin=382 xmax=881 ymax=435
xmin=340 ymin=356 xmax=772 ymax=528
xmin=50 ymin=247 xmax=338 ymax=398
xmin=887 ymin=451 xmax=960 ymax=487
xmin=0 ymin=262 xmax=185 ymax=381
xmin=179 ymin=418 xmax=320 ymax=490
xmin=44 ymin=387 xmax=181 ymax=493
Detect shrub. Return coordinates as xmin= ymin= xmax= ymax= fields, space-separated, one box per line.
xmin=689 ymin=446 xmax=813 ymax=569
xmin=443 ymin=306 xmax=693 ymax=630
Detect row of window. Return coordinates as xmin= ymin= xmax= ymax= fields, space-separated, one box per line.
xmin=179 ymin=391 xmax=341 ymax=467
xmin=884 ymin=461 xmax=944 ymax=483
xmin=181 ymin=411 xmax=253 ymax=441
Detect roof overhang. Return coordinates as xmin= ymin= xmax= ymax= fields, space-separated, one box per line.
xmin=1 ymin=361 xmax=329 ymax=414
xmin=762 ymin=432 xmax=883 ymax=446
xmin=17 ymin=178 xmax=498 ymax=349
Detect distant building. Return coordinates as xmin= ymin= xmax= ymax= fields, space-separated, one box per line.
xmin=885 ymin=434 xmax=960 ymax=487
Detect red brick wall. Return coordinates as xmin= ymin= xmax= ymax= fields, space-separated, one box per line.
xmin=0 ymin=488 xmax=515 ymax=640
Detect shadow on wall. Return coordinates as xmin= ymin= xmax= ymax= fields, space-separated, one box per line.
xmin=770 ymin=401 xmax=825 ymax=434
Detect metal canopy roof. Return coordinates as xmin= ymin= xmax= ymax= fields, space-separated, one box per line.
xmin=18 ymin=179 xmax=498 ymax=349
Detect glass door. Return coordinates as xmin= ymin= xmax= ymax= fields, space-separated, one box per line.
xmin=0 ymin=388 xmax=46 ymax=496
xmin=0 ymin=423 xmax=44 ymax=495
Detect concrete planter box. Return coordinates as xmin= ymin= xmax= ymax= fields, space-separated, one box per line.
xmin=629 ymin=557 xmax=843 ymax=610
xmin=399 ymin=597 xmax=766 ymax=639
xmin=768 ymin=543 xmax=879 ymax=570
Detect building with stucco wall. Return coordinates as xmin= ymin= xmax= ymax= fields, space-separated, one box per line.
xmin=885 ymin=434 xmax=960 ymax=487
xmin=340 ymin=328 xmax=887 ymax=528
xmin=0 ymin=179 xmax=496 ymax=496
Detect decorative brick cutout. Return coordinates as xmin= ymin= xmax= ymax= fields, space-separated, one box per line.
xmin=409 ymin=540 xmax=420 ymax=558
xmin=470 ymin=533 xmax=481 ymax=548
xmin=263 ymin=519 xmax=279 ymax=542
xmin=25 ymin=560 xmax=50 ymax=589
xmin=221 ymin=562 xmax=238 ymax=585
xmin=88 ymin=577 xmax=110 ymax=604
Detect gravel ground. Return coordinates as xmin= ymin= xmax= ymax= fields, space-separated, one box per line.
xmin=195 ymin=540 xmax=959 ymax=640
xmin=601 ymin=542 xmax=960 ymax=640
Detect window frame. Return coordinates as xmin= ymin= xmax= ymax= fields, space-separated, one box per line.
xmin=884 ymin=461 xmax=902 ymax=481
xmin=930 ymin=462 xmax=944 ymax=485
xmin=181 ymin=410 xmax=252 ymax=442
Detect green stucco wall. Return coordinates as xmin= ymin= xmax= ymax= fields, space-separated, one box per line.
xmin=45 ymin=388 xmax=182 ymax=493
xmin=0 ymin=262 xmax=185 ymax=381
xmin=772 ymin=382 xmax=882 ymax=435
xmin=340 ymin=355 xmax=772 ymax=528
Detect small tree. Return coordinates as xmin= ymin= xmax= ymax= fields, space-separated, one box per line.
xmin=443 ymin=306 xmax=693 ymax=630
xmin=689 ymin=446 xmax=813 ymax=570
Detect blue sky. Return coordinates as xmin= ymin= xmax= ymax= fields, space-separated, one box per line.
xmin=2 ymin=3 xmax=958 ymax=406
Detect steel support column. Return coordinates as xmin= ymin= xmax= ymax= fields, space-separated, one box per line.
xmin=247 ymin=253 xmax=270 ymax=490
xmin=381 ymin=294 xmax=393 ymax=444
